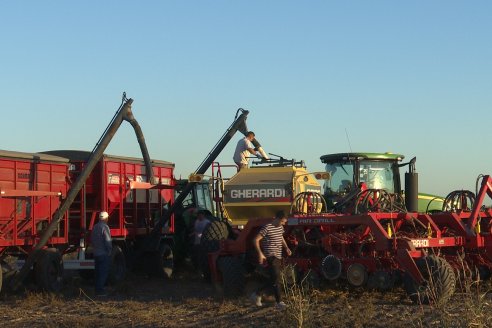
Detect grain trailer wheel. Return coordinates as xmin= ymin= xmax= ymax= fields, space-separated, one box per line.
xmin=404 ymin=255 xmax=456 ymax=305
xmin=199 ymin=220 xmax=229 ymax=280
xmin=217 ymin=256 xmax=245 ymax=297
xmin=35 ymin=249 xmax=64 ymax=292
xmin=108 ymin=245 xmax=126 ymax=285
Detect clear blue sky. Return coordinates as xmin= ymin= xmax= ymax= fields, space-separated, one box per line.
xmin=1 ymin=1 xmax=491 ymax=200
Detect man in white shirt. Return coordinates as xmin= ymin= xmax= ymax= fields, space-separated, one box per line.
xmin=233 ymin=131 xmax=257 ymax=170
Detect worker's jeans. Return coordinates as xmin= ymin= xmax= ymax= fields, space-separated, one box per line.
xmin=256 ymin=257 xmax=282 ymax=303
xmin=94 ymin=254 xmax=111 ymax=294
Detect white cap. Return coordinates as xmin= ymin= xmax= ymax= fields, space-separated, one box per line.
xmin=99 ymin=211 xmax=109 ymax=220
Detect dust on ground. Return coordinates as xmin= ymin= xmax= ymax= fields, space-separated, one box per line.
xmin=1 ymin=262 xmax=491 ymax=328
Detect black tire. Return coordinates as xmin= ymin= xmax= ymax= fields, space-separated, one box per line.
xmin=108 ymin=245 xmax=126 ymax=285
xmin=217 ymin=256 xmax=245 ymax=297
xmin=403 ymin=255 xmax=456 ymax=305
xmin=35 ymin=249 xmax=64 ymax=292
xmin=199 ymin=220 xmax=229 ymax=280
xmin=153 ymin=243 xmax=174 ymax=279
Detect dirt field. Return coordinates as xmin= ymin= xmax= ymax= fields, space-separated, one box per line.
xmin=1 ymin=262 xmax=491 ymax=328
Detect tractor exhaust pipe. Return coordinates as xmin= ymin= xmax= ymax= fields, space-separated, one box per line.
xmin=405 ymin=157 xmax=418 ymax=212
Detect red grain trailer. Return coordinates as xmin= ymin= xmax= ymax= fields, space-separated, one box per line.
xmin=43 ymin=150 xmax=176 ymax=281
xmin=0 ymin=150 xmax=70 ymax=292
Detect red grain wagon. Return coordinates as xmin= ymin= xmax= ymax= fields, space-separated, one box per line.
xmin=43 ymin=150 xmax=176 ymax=281
xmin=0 ymin=150 xmax=70 ymax=291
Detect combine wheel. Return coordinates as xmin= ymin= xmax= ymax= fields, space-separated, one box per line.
xmin=199 ymin=220 xmax=229 ymax=280
xmin=108 ymin=245 xmax=126 ymax=285
xmin=321 ymin=255 xmax=342 ymax=281
xmin=346 ymin=263 xmax=368 ymax=287
xmin=35 ymin=249 xmax=64 ymax=292
xmin=217 ymin=256 xmax=245 ymax=297
xmin=404 ymin=255 xmax=456 ymax=305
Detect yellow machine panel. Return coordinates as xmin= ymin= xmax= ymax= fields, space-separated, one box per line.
xmin=222 ymin=165 xmax=321 ymax=226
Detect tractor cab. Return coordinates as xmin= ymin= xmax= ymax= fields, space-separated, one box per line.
xmin=320 ymin=152 xmax=444 ymax=213
xmin=321 ymin=152 xmax=403 ymax=211
xmin=174 ymin=179 xmax=214 ymax=213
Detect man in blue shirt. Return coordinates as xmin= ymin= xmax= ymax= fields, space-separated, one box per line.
xmin=91 ymin=211 xmax=112 ymax=296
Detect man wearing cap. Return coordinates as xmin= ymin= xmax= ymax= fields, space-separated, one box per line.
xmin=91 ymin=211 xmax=112 ymax=296
xmin=233 ymin=131 xmax=257 ymax=171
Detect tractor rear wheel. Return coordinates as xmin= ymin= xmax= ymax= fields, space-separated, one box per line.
xmin=404 ymin=255 xmax=456 ymax=304
xmin=35 ymin=249 xmax=64 ymax=292
xmin=217 ymin=256 xmax=245 ymax=297
xmin=108 ymin=245 xmax=126 ymax=285
xmin=199 ymin=220 xmax=229 ymax=280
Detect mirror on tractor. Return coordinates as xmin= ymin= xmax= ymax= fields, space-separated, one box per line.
xmin=188 ymin=174 xmax=204 ymax=183
xmin=294 ymin=172 xmax=330 ymax=182
xmin=314 ymin=172 xmax=331 ymax=180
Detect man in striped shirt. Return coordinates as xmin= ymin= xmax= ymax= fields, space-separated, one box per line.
xmin=251 ymin=210 xmax=292 ymax=309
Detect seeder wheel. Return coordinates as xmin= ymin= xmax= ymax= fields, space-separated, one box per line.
xmin=403 ymin=255 xmax=456 ymax=305
xmin=321 ymin=255 xmax=342 ymax=281
xmin=346 ymin=263 xmax=368 ymax=287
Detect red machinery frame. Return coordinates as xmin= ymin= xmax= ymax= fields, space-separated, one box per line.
xmin=209 ymin=175 xmax=492 ymax=289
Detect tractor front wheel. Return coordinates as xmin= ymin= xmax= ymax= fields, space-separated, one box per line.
xmin=199 ymin=220 xmax=229 ymax=280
